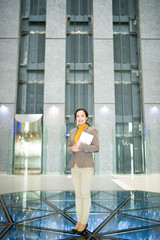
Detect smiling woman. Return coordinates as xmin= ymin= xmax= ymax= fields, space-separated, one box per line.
xmin=67 ymin=108 xmax=99 ymax=234
xmin=75 ymin=109 xmax=88 ymax=126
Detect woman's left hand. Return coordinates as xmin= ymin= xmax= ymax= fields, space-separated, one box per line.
xmin=75 ymin=140 xmax=81 ymax=148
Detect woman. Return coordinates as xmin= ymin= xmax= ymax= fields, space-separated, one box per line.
xmin=67 ymin=108 xmax=99 ymax=234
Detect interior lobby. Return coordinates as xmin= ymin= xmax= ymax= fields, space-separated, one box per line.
xmin=0 ymin=0 xmax=160 ymax=239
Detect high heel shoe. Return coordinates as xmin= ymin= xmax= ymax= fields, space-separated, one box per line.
xmin=71 ymin=222 xmax=81 ymax=234
xmin=71 ymin=228 xmax=77 ymax=234
xmin=76 ymin=224 xmax=88 ymax=235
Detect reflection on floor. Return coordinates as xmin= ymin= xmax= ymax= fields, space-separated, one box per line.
xmin=0 ymin=190 xmax=160 ymax=239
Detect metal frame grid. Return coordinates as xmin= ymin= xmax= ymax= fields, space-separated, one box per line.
xmin=0 ymin=190 xmax=160 ymax=239
xmin=113 ymin=0 xmax=145 ymax=174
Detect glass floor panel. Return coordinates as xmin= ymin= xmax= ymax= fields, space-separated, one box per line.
xmin=121 ymin=207 xmax=160 ymax=222
xmin=120 ymin=198 xmax=160 ymax=210
xmin=0 ymin=190 xmax=160 ymax=239
xmin=8 ymin=206 xmax=56 ymax=223
xmin=0 ymin=207 xmax=8 ymax=222
xmin=133 ymin=191 xmax=160 ymax=205
xmin=108 ymin=226 xmax=160 ymax=239
xmin=2 ymin=225 xmax=80 ymax=240
xmin=0 ymin=224 xmax=7 ymax=234
xmin=99 ymin=213 xmax=157 ymax=233
xmin=46 ymin=200 xmax=75 ymax=211
xmin=66 ymin=202 xmax=112 ymax=213
xmin=92 ymin=199 xmax=125 ymax=210
xmin=2 ymin=191 xmax=40 ymax=206
xmin=9 ymin=199 xmax=56 ymax=212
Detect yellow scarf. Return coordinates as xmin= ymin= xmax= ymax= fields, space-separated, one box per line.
xmin=74 ymin=124 xmax=87 ymax=143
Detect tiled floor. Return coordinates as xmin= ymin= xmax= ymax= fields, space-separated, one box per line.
xmin=0 ymin=190 xmax=160 ymax=239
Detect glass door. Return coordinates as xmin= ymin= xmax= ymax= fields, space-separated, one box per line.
xmin=13 ymin=114 xmax=42 ymax=174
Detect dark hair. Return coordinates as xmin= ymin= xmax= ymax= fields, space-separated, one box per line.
xmin=75 ymin=108 xmax=90 ymax=126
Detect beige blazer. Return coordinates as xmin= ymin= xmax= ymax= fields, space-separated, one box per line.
xmin=67 ymin=125 xmax=99 ymax=168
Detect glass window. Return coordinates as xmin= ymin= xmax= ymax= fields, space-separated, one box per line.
xmin=17 ymin=0 xmax=46 ymax=114
xmin=113 ymin=0 xmax=145 ymax=173
xmin=65 ymin=0 xmax=93 ymax=173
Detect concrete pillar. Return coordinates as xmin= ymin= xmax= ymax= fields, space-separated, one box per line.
xmin=138 ymin=0 xmax=160 ymax=172
xmin=93 ymin=0 xmax=115 ymax=173
xmin=43 ymin=0 xmax=66 ymax=173
xmin=0 ymin=0 xmax=20 ymax=172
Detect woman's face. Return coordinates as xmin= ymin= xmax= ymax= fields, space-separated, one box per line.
xmin=76 ymin=110 xmax=88 ymax=125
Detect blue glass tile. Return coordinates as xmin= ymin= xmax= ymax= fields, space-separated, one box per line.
xmin=108 ymin=226 xmax=160 ymax=239
xmin=65 ymin=206 xmax=76 ymax=212
xmin=132 ymin=192 xmax=160 ymax=206
xmin=105 ymin=190 xmax=133 ymax=199
xmin=91 ymin=190 xmax=128 ymax=199
xmin=66 ymin=202 xmax=111 ymax=213
xmin=0 ymin=207 xmax=8 ymax=222
xmin=23 ymin=213 xmax=75 ymax=231
xmin=11 ymin=199 xmax=56 ymax=212
xmin=93 ymin=199 xmax=124 ymax=210
xmin=121 ymin=198 xmax=159 ymax=211
xmin=2 ymin=225 xmax=79 ymax=240
xmin=40 ymin=190 xmax=64 ymax=199
xmin=91 ymin=203 xmax=111 ymax=213
xmin=100 ymin=213 xmax=156 ymax=233
xmin=3 ymin=192 xmax=40 ymax=206
xmin=113 ymin=190 xmax=133 ymax=198
xmin=92 ymin=191 xmax=130 ymax=200
xmin=92 ymin=191 xmax=123 ymax=200
xmin=67 ymin=212 xmax=111 ymax=233
xmin=122 ymin=207 xmax=160 ymax=222
xmin=8 ymin=207 xmax=55 ymax=222
xmin=145 ymin=196 xmax=160 ymax=205
xmin=46 ymin=191 xmax=75 ymax=201
xmin=133 ymin=191 xmax=160 ymax=201
xmin=90 ymin=190 xmax=98 ymax=196
xmin=0 ymin=224 xmax=7 ymax=233
xmin=41 ymin=191 xmax=75 ymax=201
xmin=88 ymin=213 xmax=111 ymax=233
xmin=47 ymin=200 xmax=75 ymax=210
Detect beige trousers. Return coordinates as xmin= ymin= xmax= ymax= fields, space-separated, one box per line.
xmin=71 ymin=164 xmax=93 ymax=224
